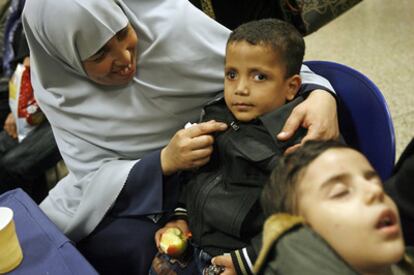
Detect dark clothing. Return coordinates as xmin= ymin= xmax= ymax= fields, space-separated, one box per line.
xmin=385 ymin=138 xmax=414 ymax=247
xmin=253 ymin=214 xmax=414 ymax=275
xmin=0 ymin=119 xmax=61 ymax=202
xmin=184 ymin=96 xmax=306 ymax=257
xmin=188 ymin=0 xmax=285 ymax=30
xmin=77 ymin=150 xmax=180 ymax=275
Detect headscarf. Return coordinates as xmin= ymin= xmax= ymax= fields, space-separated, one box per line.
xmin=23 ymin=0 xmax=230 ymax=241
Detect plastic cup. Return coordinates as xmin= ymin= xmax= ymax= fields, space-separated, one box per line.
xmin=0 ymin=207 xmax=23 ymax=274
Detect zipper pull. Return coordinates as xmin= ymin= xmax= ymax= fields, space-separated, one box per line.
xmin=230 ymin=121 xmax=239 ymax=131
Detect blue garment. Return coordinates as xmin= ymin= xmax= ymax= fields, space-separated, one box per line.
xmin=76 ymin=150 xmax=180 ymax=275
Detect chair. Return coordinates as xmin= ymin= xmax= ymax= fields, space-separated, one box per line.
xmin=304 ymin=61 xmax=395 ymax=181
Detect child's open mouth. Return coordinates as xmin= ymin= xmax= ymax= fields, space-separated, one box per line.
xmin=376 ymin=209 xmax=400 ymax=237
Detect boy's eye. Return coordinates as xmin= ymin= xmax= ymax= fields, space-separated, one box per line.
xmin=253 ymin=73 xmax=267 ymax=81
xmin=226 ymin=70 xmax=237 ymax=80
xmin=328 ymin=183 xmax=350 ymax=199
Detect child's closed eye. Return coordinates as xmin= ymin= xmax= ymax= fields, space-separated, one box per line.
xmin=327 ymin=183 xmax=350 ymax=199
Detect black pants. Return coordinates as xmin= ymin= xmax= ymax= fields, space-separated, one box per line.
xmin=0 ymin=120 xmax=61 ymax=203
xmin=77 ymin=215 xmax=165 ymax=275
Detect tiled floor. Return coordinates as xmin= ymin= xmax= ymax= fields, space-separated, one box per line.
xmin=304 ymin=0 xmax=414 ymax=159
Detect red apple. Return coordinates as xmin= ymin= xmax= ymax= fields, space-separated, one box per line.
xmin=159 ymin=227 xmax=187 ymax=257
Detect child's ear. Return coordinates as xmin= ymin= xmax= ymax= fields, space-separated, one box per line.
xmin=285 ymin=74 xmax=301 ymax=101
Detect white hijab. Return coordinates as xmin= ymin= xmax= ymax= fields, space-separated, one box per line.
xmin=23 ymin=0 xmax=332 ymax=241
xmin=23 ymin=0 xmax=229 ymax=241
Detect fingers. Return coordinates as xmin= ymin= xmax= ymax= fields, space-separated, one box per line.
xmin=4 ymin=122 xmax=17 ymax=139
xmin=284 ymin=143 xmax=301 ymax=155
xmin=154 ymin=229 xmax=164 ymax=249
xmin=186 ymin=120 xmax=227 ymax=138
xmin=211 ymin=255 xmax=235 ymax=275
xmin=211 ymin=255 xmax=231 ymax=267
xmin=4 ymin=113 xmax=17 ymax=139
xmin=277 ymin=107 xmax=305 ymax=141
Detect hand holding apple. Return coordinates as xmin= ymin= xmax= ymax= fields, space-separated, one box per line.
xmin=159 ymin=227 xmax=188 ymax=257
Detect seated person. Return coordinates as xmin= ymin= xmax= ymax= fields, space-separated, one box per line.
xmin=385 ymin=137 xmax=414 ymax=247
xmin=256 ymin=140 xmax=414 ymax=274
xmin=0 ymin=56 xmax=61 ymax=202
xmin=152 ymin=18 xmax=335 ymax=275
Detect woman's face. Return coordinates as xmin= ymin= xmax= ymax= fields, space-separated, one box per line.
xmin=82 ymin=24 xmax=138 ymax=86
xmin=296 ymin=148 xmax=405 ymax=274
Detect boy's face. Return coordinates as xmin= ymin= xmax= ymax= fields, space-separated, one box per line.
xmin=82 ymin=24 xmax=138 ymax=86
xmin=297 ymin=148 xmax=405 ymax=274
xmin=224 ymin=41 xmax=300 ymax=122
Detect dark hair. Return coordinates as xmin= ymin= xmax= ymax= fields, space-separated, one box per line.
xmin=261 ymin=140 xmax=348 ymax=217
xmin=227 ymin=18 xmax=305 ymax=78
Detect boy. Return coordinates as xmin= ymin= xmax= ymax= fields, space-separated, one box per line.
xmin=257 ymin=140 xmax=414 ymax=274
xmin=152 ymin=19 xmax=333 ymax=275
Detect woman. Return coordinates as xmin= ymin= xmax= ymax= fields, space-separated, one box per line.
xmin=23 ymin=0 xmax=338 ymax=273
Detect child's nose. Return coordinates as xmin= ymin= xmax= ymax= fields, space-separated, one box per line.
xmin=364 ymin=181 xmax=385 ymax=205
xmin=235 ymin=79 xmax=249 ymax=95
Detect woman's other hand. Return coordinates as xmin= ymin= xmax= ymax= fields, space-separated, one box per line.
xmin=161 ymin=120 xmax=227 ymax=175
xmin=211 ymin=255 xmax=237 ymax=275
xmin=3 ymin=112 xmax=17 ymax=139
xmin=277 ymin=90 xmax=339 ymax=154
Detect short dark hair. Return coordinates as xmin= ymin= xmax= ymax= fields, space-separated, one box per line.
xmin=227 ymin=18 xmax=305 ymax=78
xmin=261 ymin=140 xmax=348 ymax=217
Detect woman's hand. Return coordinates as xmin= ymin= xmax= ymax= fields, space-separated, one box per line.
xmin=278 ymin=90 xmax=339 ymax=154
xmin=161 ymin=120 xmax=227 ymax=175
xmin=3 ymin=112 xmax=17 ymax=139
xmin=154 ymin=219 xmax=191 ymax=250
xmin=211 ymin=255 xmax=237 ymax=275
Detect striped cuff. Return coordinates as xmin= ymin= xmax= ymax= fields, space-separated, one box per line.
xmin=169 ymin=207 xmax=188 ymax=221
xmin=230 ymin=247 xmax=255 ymax=275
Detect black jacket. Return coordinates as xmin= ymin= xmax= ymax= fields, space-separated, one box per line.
xmin=180 ymin=96 xmax=306 ymax=273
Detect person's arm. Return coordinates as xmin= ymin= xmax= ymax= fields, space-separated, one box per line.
xmin=212 ymin=234 xmax=261 ymax=275
xmin=278 ymin=65 xmax=339 ymax=153
xmin=110 ymin=120 xmax=227 ymax=216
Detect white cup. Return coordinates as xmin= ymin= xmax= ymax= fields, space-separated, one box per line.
xmin=0 ymin=207 xmax=23 ymax=273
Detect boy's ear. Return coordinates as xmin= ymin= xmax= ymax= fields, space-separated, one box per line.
xmin=285 ymin=74 xmax=301 ymax=101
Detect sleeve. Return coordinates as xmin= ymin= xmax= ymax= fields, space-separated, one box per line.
xmin=109 ymin=149 xmax=180 ymax=217
xmin=230 ymin=242 xmax=258 ymax=275
xmin=299 ymin=64 xmax=336 ymax=97
xmin=165 ymin=171 xmax=191 ymax=222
